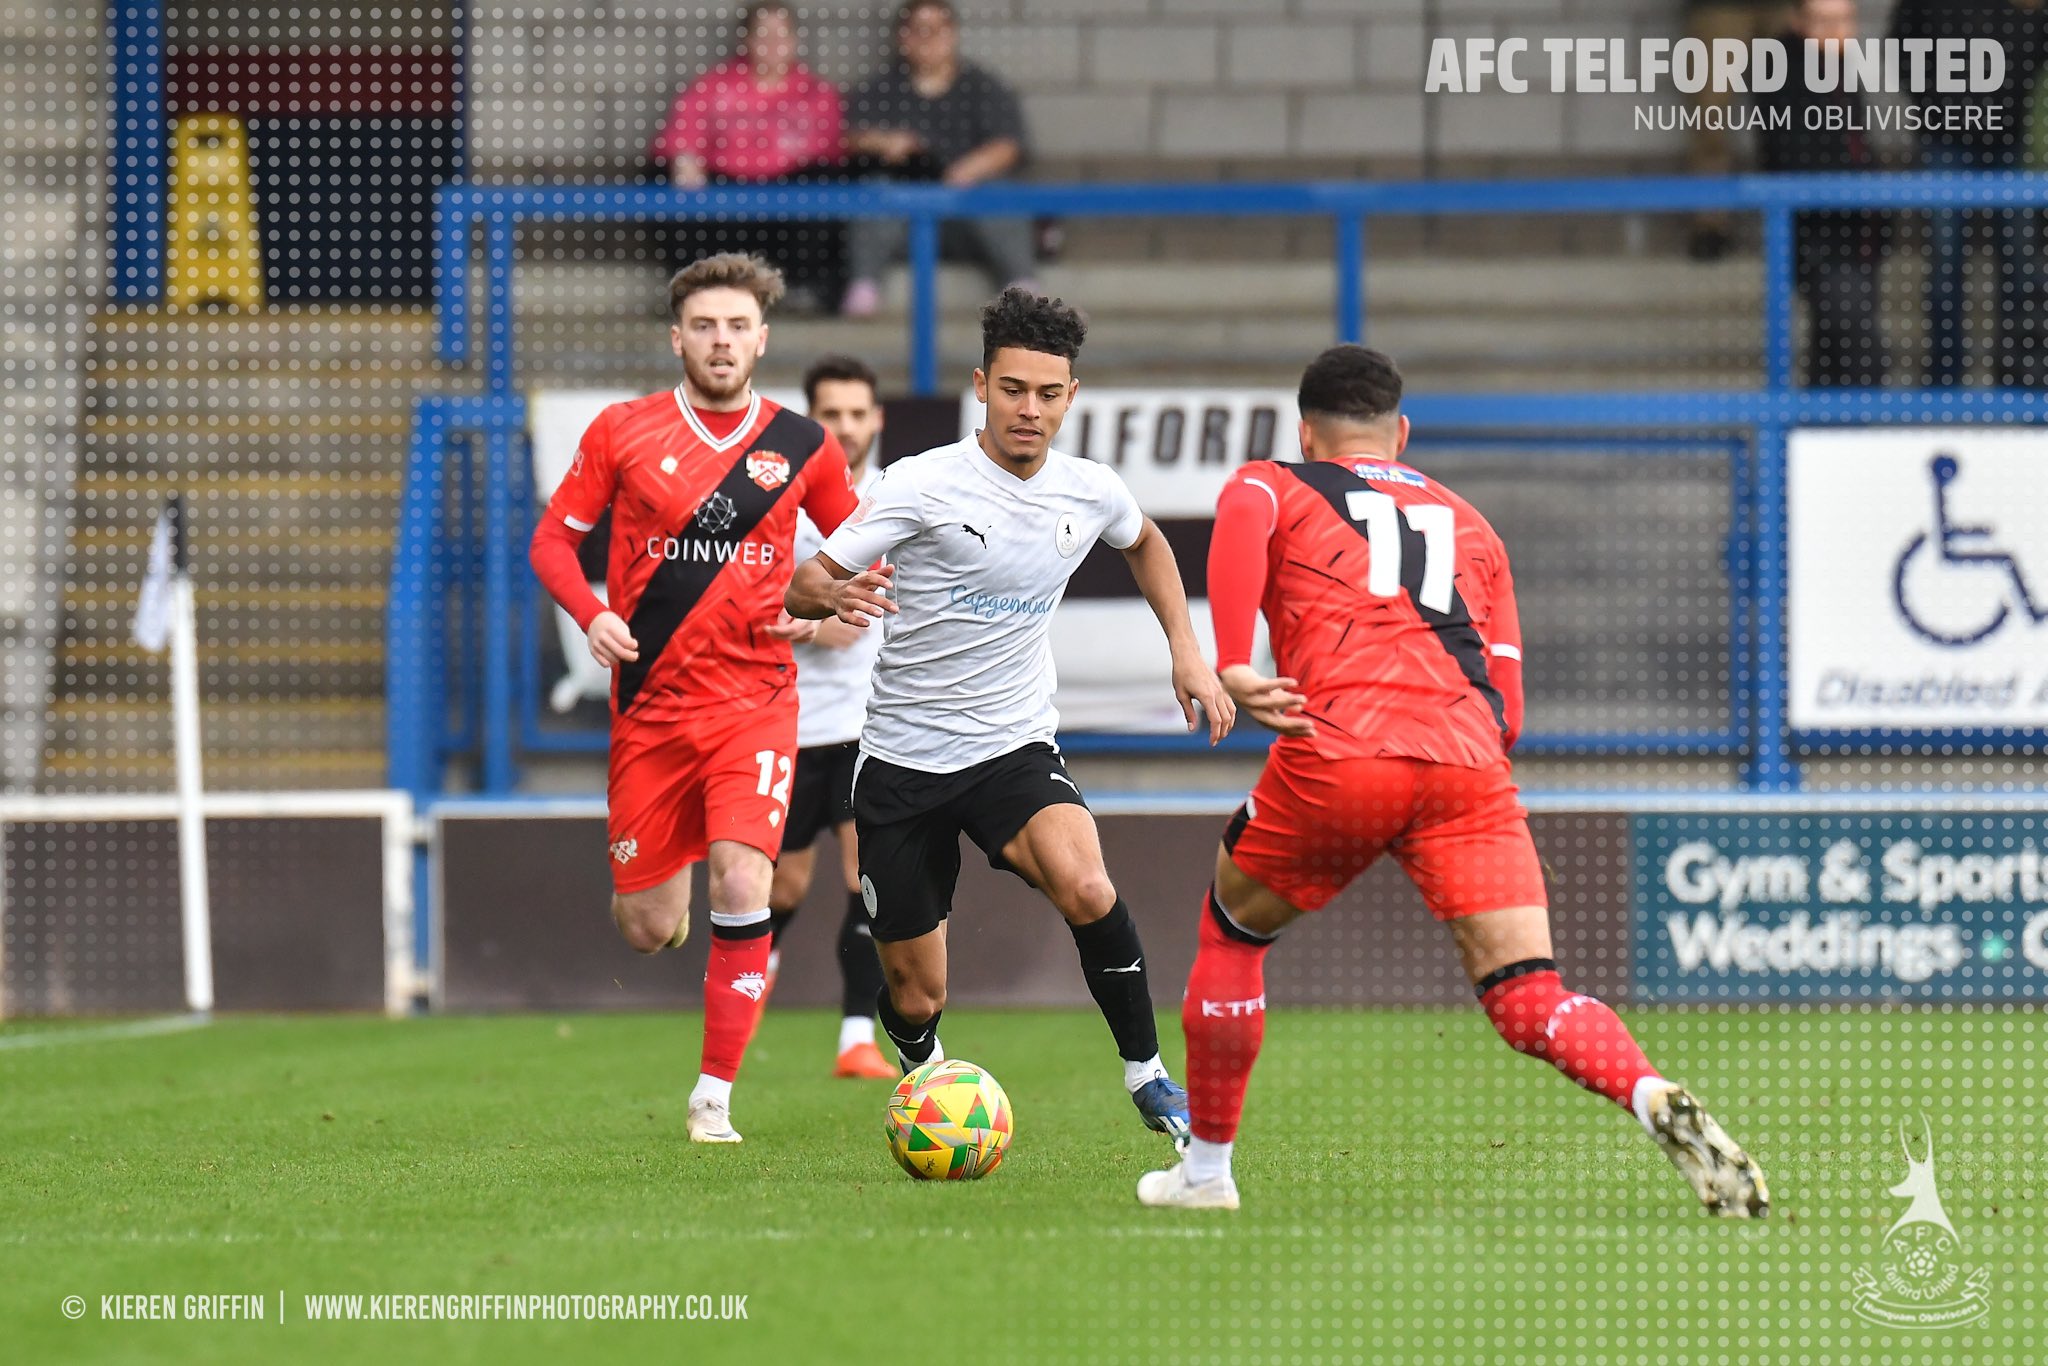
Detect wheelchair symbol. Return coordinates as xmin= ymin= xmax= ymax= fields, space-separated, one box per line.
xmin=1892 ymin=454 xmax=2046 ymax=646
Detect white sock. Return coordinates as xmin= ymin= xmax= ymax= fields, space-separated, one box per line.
xmin=1124 ymin=1054 xmax=1168 ymax=1094
xmin=690 ymin=1074 xmax=733 ymax=1108
xmin=838 ymin=1015 xmax=875 ymax=1053
xmin=1184 ymin=1137 xmax=1233 ymax=1184
xmin=1631 ymin=1075 xmax=1671 ymax=1137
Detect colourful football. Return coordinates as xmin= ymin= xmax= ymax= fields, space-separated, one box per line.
xmin=885 ymin=1059 xmax=1014 ymax=1180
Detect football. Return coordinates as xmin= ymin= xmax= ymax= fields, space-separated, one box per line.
xmin=885 ymin=1059 xmax=1014 ymax=1180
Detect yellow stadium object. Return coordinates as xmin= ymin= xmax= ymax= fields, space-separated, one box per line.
xmin=167 ymin=113 xmax=264 ymax=310
xmin=885 ymin=1059 xmax=1014 ymax=1181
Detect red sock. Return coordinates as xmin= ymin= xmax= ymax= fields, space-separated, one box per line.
xmin=700 ymin=926 xmax=773 ymax=1083
xmin=1479 ymin=964 xmax=1657 ymax=1109
xmin=1181 ymin=890 xmax=1272 ymax=1145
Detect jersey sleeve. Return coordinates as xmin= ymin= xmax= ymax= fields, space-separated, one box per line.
xmin=1208 ymin=466 xmax=1280 ymax=670
xmin=543 ymin=405 xmax=619 ymax=532
xmin=1477 ymin=534 xmax=1525 ymax=750
xmin=1097 ymin=465 xmax=1145 ymax=551
xmin=799 ymin=430 xmax=859 ymax=536
xmin=818 ymin=460 xmax=924 ymax=569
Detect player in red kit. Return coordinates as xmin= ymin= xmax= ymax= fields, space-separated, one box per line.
xmin=1137 ymin=345 xmax=1769 ymax=1217
xmin=529 ymin=253 xmax=857 ymax=1144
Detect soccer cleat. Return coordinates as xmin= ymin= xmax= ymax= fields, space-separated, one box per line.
xmin=1131 ymin=1076 xmax=1192 ymax=1140
xmin=834 ymin=1041 xmax=897 ymax=1079
xmin=1647 ymin=1084 xmax=1770 ymax=1218
xmin=665 ymin=915 xmax=689 ymax=951
xmin=686 ymin=1097 xmax=743 ymax=1144
xmin=1136 ymin=1162 xmax=1240 ymax=1210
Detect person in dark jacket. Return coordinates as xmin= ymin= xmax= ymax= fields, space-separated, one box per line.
xmin=1755 ymin=0 xmax=1892 ymax=386
xmin=1683 ymin=0 xmax=1800 ymax=260
xmin=1892 ymin=0 xmax=2048 ymax=385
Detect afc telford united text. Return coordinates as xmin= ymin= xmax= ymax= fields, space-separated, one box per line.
xmin=1430 ymin=37 xmax=2010 ymax=97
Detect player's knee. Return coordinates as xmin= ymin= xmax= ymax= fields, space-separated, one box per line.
xmin=1050 ymin=871 xmax=1118 ymax=924
xmin=617 ymin=915 xmax=673 ymax=956
xmin=612 ymin=896 xmax=680 ymax=955
xmin=707 ymin=863 xmax=770 ymax=917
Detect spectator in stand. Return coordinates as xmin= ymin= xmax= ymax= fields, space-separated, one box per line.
xmin=839 ymin=0 xmax=1036 ymax=317
xmin=648 ymin=3 xmax=845 ymax=307
xmin=1893 ymin=0 xmax=2048 ymax=387
xmin=1754 ymin=0 xmax=1891 ymax=387
xmin=1681 ymin=0 xmax=1790 ymax=260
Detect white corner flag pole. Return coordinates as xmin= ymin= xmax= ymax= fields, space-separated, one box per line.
xmin=134 ymin=495 xmax=213 ymax=1014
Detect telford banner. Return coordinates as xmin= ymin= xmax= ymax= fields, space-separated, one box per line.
xmin=1788 ymin=428 xmax=2048 ymax=732
xmin=1632 ymin=812 xmax=2048 ymax=1002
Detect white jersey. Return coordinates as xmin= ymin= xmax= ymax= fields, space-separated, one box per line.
xmin=818 ymin=436 xmax=1145 ymax=773
xmin=792 ymin=462 xmax=884 ymax=747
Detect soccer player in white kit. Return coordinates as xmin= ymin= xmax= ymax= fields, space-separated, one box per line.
xmin=762 ymin=355 xmax=897 ymax=1079
xmin=784 ymin=288 xmax=1237 ymax=1140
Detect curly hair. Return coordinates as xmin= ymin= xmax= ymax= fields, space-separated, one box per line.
xmin=668 ymin=252 xmax=787 ymax=320
xmin=1298 ymin=344 xmax=1403 ymax=424
xmin=978 ymin=286 xmax=1086 ymax=372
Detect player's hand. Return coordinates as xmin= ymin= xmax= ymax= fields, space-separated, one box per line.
xmin=831 ymin=564 xmax=897 ymax=628
xmin=1220 ymin=664 xmax=1315 ymax=738
xmin=1173 ymin=652 xmax=1237 ymax=746
xmin=765 ymin=610 xmax=820 ymax=644
xmin=587 ymin=611 xmax=639 ymax=667
xmin=880 ymin=130 xmax=922 ymax=163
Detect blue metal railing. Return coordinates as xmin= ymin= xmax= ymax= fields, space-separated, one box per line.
xmin=390 ymin=172 xmax=2048 ymax=804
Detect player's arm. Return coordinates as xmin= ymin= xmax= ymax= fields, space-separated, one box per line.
xmin=1480 ymin=542 xmax=1526 ymax=751
xmin=785 ymin=552 xmax=895 ymax=626
xmin=785 ymin=462 xmax=922 ymax=624
xmin=528 ymin=411 xmax=638 ymax=667
xmin=1206 ymin=472 xmax=1313 ymax=738
xmin=1117 ymin=517 xmax=1235 ymax=745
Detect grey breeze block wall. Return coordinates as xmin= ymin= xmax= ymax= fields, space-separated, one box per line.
xmin=472 ymin=0 xmax=1705 ymax=182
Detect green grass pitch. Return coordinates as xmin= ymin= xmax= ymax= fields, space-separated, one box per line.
xmin=3 ymin=1006 xmax=2043 ymax=1364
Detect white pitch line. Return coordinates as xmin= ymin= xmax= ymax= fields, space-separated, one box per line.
xmin=0 ymin=1013 xmax=211 ymax=1052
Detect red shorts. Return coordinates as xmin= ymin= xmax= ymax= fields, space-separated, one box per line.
xmin=605 ymin=702 xmax=798 ymax=894
xmin=1225 ymin=748 xmax=1546 ymax=919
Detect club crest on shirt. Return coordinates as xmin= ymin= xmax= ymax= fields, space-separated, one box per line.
xmin=745 ymin=449 xmax=791 ymax=490
xmin=694 ymin=491 xmax=738 ymax=534
xmin=1055 ymin=512 xmax=1082 ymax=557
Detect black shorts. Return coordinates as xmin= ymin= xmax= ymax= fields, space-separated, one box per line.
xmin=782 ymin=740 xmax=859 ymax=853
xmin=852 ymin=741 xmax=1088 ymax=943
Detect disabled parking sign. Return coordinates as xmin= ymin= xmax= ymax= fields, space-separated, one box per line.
xmin=1788 ymin=429 xmax=2048 ymax=731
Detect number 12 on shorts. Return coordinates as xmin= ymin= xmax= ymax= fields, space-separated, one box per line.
xmin=754 ymin=750 xmax=793 ymax=812
xmin=1344 ymin=490 xmax=1455 ymax=612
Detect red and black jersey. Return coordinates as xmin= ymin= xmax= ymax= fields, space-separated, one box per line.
xmin=1209 ymin=456 xmax=1523 ymax=768
xmin=530 ymin=387 xmax=857 ymax=723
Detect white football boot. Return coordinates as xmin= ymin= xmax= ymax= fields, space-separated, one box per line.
xmin=1646 ymin=1083 xmax=1769 ymax=1218
xmin=686 ymin=1096 xmax=743 ymax=1144
xmin=1136 ymin=1163 xmax=1241 ymax=1211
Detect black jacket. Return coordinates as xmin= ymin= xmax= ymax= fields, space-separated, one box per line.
xmin=1754 ymin=32 xmax=1891 ymax=269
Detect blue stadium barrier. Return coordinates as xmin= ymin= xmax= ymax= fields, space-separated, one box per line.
xmin=391 ymin=173 xmax=2048 ymax=805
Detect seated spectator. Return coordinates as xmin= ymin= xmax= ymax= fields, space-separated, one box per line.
xmin=1754 ymin=0 xmax=1891 ymax=387
xmin=647 ymin=3 xmax=845 ymax=306
xmin=1893 ymin=0 xmax=2048 ymax=387
xmin=840 ymin=0 xmax=1036 ymax=317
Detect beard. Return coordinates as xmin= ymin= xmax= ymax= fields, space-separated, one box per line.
xmin=682 ymin=350 xmax=754 ymax=405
